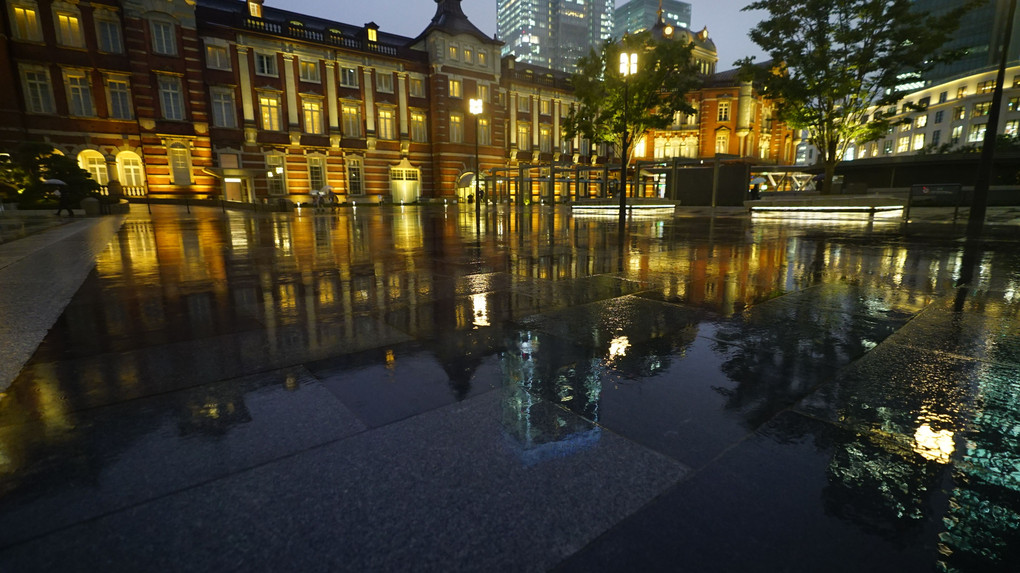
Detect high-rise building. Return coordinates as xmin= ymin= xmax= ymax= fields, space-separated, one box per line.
xmin=496 ymin=0 xmax=615 ymax=74
xmin=613 ymin=0 xmax=691 ymax=39
xmin=913 ymin=0 xmax=1020 ymax=83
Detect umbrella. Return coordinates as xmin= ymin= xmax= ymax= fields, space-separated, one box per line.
xmin=811 ymin=173 xmax=825 ymax=182
xmin=42 ymin=178 xmax=67 ymax=185
xmin=750 ymin=176 xmax=767 ymax=185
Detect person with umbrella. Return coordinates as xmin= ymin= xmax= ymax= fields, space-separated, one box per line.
xmin=46 ymin=179 xmax=73 ymax=217
xmin=749 ymin=176 xmax=766 ymax=200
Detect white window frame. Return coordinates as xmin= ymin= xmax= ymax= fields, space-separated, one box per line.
xmin=168 ymin=142 xmax=192 ymax=185
xmin=450 ymin=112 xmax=463 ymax=143
xmin=206 ymin=44 xmax=231 ymax=70
xmin=376 ymin=72 xmax=393 ymax=94
xmin=478 ymin=117 xmax=490 ymax=146
xmin=55 ymin=10 xmax=84 ymax=48
xmin=158 ymin=75 xmax=184 ymax=120
xmin=259 ymin=92 xmax=282 ymax=131
xmin=20 ymin=65 xmax=55 ymax=113
xmin=106 ymin=76 xmax=132 ymax=119
xmin=717 ymin=101 xmax=731 ymax=122
xmin=339 ymin=66 xmax=358 ymax=87
xmin=409 ymin=77 xmax=425 ymax=98
xmin=345 ymin=155 xmax=364 ymax=196
xmin=303 ymin=99 xmax=324 ymax=134
xmin=150 ymin=19 xmax=176 ymax=55
xmin=10 ymin=3 xmax=43 ymax=42
xmin=377 ymin=107 xmax=396 ymax=140
xmin=342 ymin=103 xmax=362 ymax=137
xmin=715 ymin=131 xmax=729 ymax=154
xmin=265 ymin=153 xmax=286 ymax=195
xmin=299 ymin=59 xmax=320 ymax=83
xmin=65 ymin=70 xmax=94 ymax=117
xmin=210 ymin=87 xmax=236 ymax=128
xmin=308 ymin=155 xmax=326 ymax=191
xmin=477 ymin=83 xmax=489 ymax=102
xmin=410 ymin=110 xmax=428 ymax=142
xmin=449 ymin=79 xmax=462 ymax=98
xmin=517 ymin=96 xmax=530 ymax=112
xmin=94 ymin=14 xmax=122 ymax=53
xmin=255 ymin=52 xmax=278 ymax=77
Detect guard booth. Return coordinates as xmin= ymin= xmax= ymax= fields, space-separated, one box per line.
xmin=637 ymin=156 xmax=751 ymax=206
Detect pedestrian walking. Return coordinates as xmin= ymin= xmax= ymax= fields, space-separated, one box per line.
xmin=54 ymin=187 xmax=74 ymax=217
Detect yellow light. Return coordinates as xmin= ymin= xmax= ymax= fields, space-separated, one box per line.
xmin=664 ymin=25 xmax=674 ymax=36
xmin=608 ymin=335 xmax=630 ymax=360
xmin=469 ymin=98 xmax=483 ymax=115
xmin=367 ymin=28 xmax=377 ymax=42
xmin=913 ymin=424 xmax=954 ymax=464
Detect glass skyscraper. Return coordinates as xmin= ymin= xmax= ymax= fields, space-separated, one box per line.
xmin=613 ymin=0 xmax=691 ymax=40
xmin=913 ymin=0 xmax=1020 ymax=83
xmin=497 ymin=0 xmax=615 ymax=73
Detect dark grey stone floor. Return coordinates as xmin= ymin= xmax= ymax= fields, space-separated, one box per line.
xmin=0 ymin=204 xmax=1018 ymax=572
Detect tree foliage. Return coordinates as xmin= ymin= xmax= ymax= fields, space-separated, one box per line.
xmin=563 ymin=31 xmax=701 ymax=163
xmin=739 ymin=0 xmax=977 ymax=193
xmin=0 ymin=142 xmax=99 ymax=206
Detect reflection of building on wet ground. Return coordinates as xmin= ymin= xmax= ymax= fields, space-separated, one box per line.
xmin=0 ymin=204 xmax=1019 ymax=570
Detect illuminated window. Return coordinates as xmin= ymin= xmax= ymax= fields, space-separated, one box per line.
xmin=299 ymin=60 xmax=320 ymax=82
xmin=150 ymin=20 xmax=176 ymax=55
xmin=118 ymin=152 xmax=144 ymax=187
xmin=968 ymin=123 xmax=986 ymax=142
xmin=342 ymin=103 xmax=362 ymax=137
xmin=79 ymin=151 xmax=108 ymax=185
xmin=517 ymin=123 xmax=531 ymax=150
xmin=367 ymin=27 xmax=377 ymax=42
xmin=540 ymin=99 xmax=551 ymax=115
xmin=539 ymin=126 xmax=551 ymax=152
xmin=972 ymin=101 xmax=991 ymax=117
xmin=158 ymin=75 xmax=184 ymax=120
xmin=409 ymin=77 xmax=425 ymax=97
xmin=478 ymin=117 xmax=490 ymax=145
xmin=56 ymin=12 xmax=84 ymax=47
xmin=715 ymin=131 xmax=728 ymax=153
xmin=914 ymin=115 xmax=927 ymax=128
xmin=477 ymin=51 xmax=486 ymax=66
xmin=377 ymin=108 xmax=396 ymax=140
xmin=952 ymin=106 xmax=965 ymax=120
xmin=303 ymin=100 xmax=323 ymax=134
xmin=951 ymin=125 xmax=962 ymax=143
xmin=410 ymin=111 xmax=428 ymax=142
xmin=717 ymin=101 xmax=730 ymax=122
xmin=11 ymin=5 xmax=43 ymax=41
xmin=449 ymin=79 xmax=462 ymax=98
xmin=912 ymin=133 xmax=925 ymax=150
xmin=449 ymin=45 xmax=458 ymax=60
xmin=477 ymin=84 xmax=489 ymax=101
xmin=247 ymin=0 xmax=261 ymax=18
xmin=464 ymin=49 xmax=473 ymax=64
xmin=1005 ymin=120 xmax=1019 ymax=137
xmin=897 ymin=136 xmax=910 ymax=152
xmin=107 ymin=77 xmax=132 ymax=119
xmin=1009 ymin=97 xmax=1020 ymax=112
xmin=956 ymin=86 xmax=966 ymax=99
xmin=210 ymin=87 xmax=236 ymax=128
xmin=450 ymin=112 xmax=463 ymax=142
xmin=977 ymin=80 xmax=996 ymax=93
xmin=259 ymin=93 xmax=281 ymax=130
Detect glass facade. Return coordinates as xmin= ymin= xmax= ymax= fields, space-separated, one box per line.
xmin=497 ymin=0 xmax=614 ymax=73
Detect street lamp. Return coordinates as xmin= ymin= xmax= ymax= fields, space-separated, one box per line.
xmin=618 ymin=51 xmax=637 ymax=245
xmin=469 ymin=97 xmax=484 ymax=219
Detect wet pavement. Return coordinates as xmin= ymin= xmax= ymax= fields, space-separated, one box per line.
xmin=0 ymin=204 xmax=1018 ymax=572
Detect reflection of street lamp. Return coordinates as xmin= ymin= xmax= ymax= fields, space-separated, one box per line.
xmin=469 ymin=97 xmax=483 ymax=218
xmin=618 ymin=51 xmax=637 ymax=243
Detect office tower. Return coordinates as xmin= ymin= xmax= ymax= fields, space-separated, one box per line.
xmin=914 ymin=0 xmax=1020 ymax=83
xmin=613 ymin=0 xmax=691 ymax=39
xmin=497 ymin=0 xmax=615 ymax=73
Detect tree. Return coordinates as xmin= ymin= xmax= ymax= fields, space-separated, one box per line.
xmin=0 ymin=142 xmax=99 ymax=207
xmin=739 ymin=0 xmax=976 ymax=194
xmin=563 ymin=31 xmax=701 ymax=179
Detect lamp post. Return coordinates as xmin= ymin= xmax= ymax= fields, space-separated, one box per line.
xmin=469 ymin=97 xmax=484 ymax=219
xmin=618 ymin=51 xmax=637 ymax=248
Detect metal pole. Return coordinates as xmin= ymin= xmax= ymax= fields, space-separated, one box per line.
xmin=618 ymin=75 xmax=628 ymax=245
xmin=475 ymin=114 xmax=481 ymax=219
xmin=966 ymin=0 xmax=1016 ymax=241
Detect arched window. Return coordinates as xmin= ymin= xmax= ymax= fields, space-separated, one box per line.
xmin=117 ymin=151 xmax=145 ymax=188
xmin=77 ymin=149 xmax=108 ymax=185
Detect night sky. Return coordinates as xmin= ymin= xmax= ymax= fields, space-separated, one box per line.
xmin=295 ymin=0 xmax=768 ymax=70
